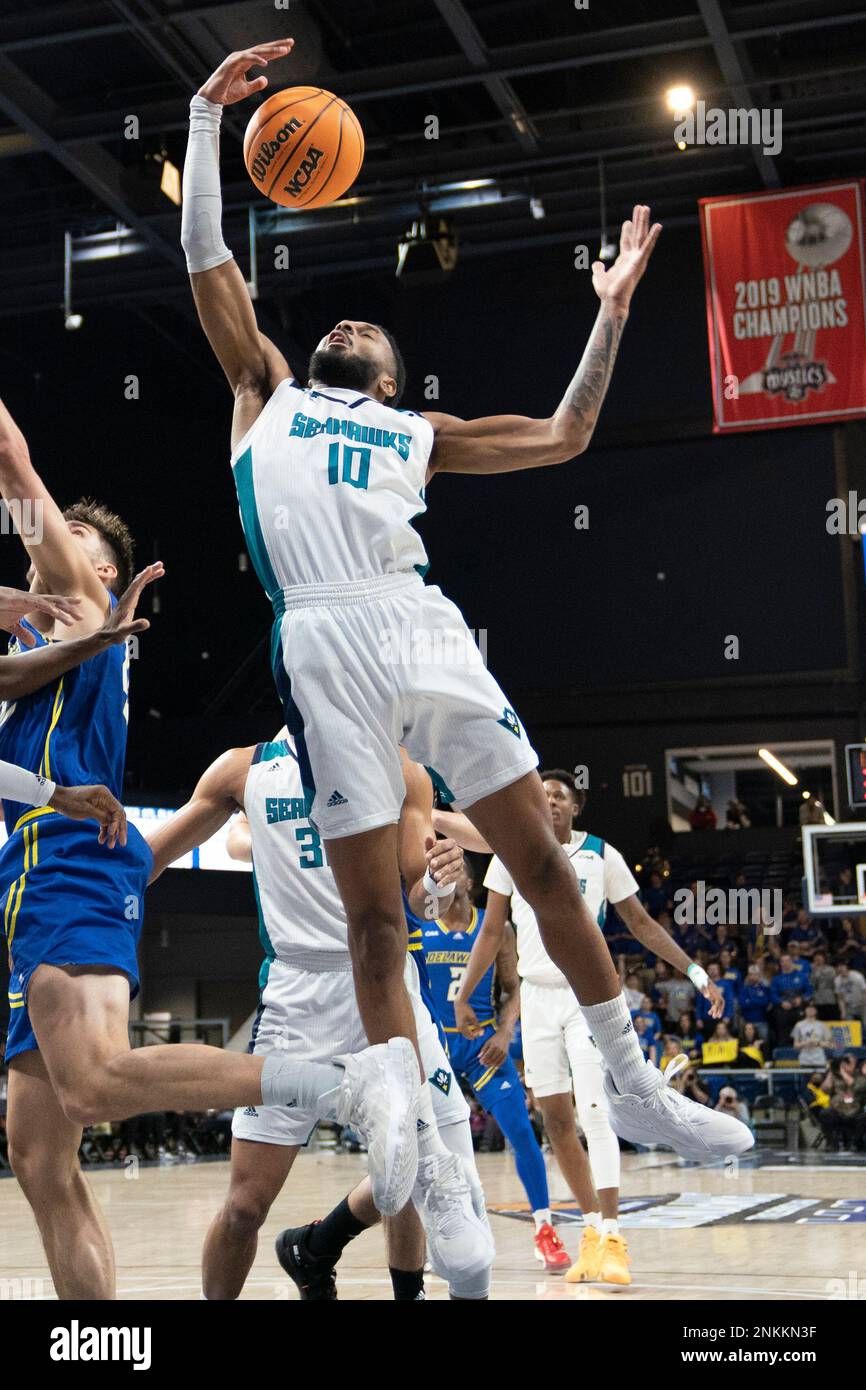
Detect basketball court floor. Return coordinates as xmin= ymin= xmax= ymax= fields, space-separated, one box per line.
xmin=2 ymin=1149 xmax=862 ymax=1301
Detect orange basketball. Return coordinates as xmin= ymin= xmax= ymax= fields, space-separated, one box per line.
xmin=243 ymin=86 xmax=364 ymax=210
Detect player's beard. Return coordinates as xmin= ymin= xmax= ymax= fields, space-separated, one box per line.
xmin=308 ymin=345 xmax=376 ymax=394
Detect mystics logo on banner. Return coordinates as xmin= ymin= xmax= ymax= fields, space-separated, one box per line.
xmin=700 ymin=180 xmax=866 ymax=432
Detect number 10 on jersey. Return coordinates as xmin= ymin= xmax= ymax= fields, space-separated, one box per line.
xmin=328 ymin=442 xmax=371 ymax=490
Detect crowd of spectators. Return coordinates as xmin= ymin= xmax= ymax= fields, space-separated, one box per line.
xmin=611 ymin=860 xmax=866 ymax=1148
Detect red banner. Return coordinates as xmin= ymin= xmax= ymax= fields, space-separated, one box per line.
xmin=699 ymin=181 xmax=866 ymax=432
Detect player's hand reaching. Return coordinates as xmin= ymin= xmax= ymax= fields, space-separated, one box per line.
xmin=50 ymin=784 xmax=127 ymax=849
xmin=703 ymin=977 xmax=726 ymax=1020
xmin=0 ymin=587 xmax=82 ymax=646
xmin=592 ymin=204 xmax=662 ymax=312
xmin=93 ymin=563 xmax=165 ymax=648
xmin=198 ymin=39 xmax=295 ymax=106
xmin=455 ymin=999 xmax=483 ymax=1040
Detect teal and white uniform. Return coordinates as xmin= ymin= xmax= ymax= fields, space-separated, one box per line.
xmin=232 ymin=735 xmax=468 ymax=1146
xmin=230 ymin=379 xmax=538 ymax=840
xmin=484 ymin=830 xmax=638 ymax=1190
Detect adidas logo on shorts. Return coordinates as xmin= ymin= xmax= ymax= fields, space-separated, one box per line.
xmin=326 ymin=789 xmax=348 ymax=807
xmin=243 ymin=1106 xmax=258 ymax=1117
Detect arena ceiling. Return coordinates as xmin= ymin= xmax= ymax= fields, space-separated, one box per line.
xmin=0 ymin=0 xmax=864 ymax=320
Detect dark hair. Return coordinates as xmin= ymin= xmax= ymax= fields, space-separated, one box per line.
xmin=63 ymin=497 xmax=134 ymax=595
xmin=374 ymin=325 xmax=406 ymax=404
xmin=540 ymin=767 xmax=586 ymax=809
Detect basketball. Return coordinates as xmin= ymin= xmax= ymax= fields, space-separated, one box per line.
xmin=242 ymin=86 xmax=364 ymax=210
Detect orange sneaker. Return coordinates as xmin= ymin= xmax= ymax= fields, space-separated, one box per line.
xmin=564 ymin=1225 xmax=602 ymax=1283
xmin=597 ymin=1232 xmax=631 ymax=1286
xmin=533 ymin=1221 xmax=571 ymax=1272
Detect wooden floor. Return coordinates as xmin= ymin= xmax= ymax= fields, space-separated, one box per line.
xmin=1 ymin=1149 xmax=863 ymax=1300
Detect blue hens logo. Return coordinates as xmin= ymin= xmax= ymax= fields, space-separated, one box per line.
xmin=497 ymin=707 xmax=521 ymax=738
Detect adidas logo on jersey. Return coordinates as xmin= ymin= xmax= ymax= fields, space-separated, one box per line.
xmin=497 ymin=706 xmax=521 ymax=738
xmin=499 ymin=1081 xmax=511 ymax=1091
xmin=326 ymin=789 xmax=348 ymax=807
xmin=243 ymin=1106 xmax=258 ymax=1117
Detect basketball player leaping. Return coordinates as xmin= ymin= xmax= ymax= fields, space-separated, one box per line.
xmin=181 ymin=38 xmax=752 ymax=1197
xmin=0 ymin=394 xmax=421 ymax=1301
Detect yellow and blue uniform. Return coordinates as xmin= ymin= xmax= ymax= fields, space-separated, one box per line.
xmin=0 ymin=607 xmax=153 ymax=1060
xmin=419 ymin=903 xmax=550 ymax=1214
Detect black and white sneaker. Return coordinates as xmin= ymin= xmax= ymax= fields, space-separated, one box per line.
xmin=275 ymin=1224 xmax=338 ymax=1301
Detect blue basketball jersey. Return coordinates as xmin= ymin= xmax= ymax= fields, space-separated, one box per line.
xmin=0 ymin=603 xmax=130 ymax=831
xmin=420 ymin=906 xmax=495 ymax=1032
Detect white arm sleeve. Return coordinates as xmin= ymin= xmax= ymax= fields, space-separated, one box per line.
xmin=0 ymin=759 xmax=55 ymax=807
xmin=181 ymin=96 xmax=235 ymax=274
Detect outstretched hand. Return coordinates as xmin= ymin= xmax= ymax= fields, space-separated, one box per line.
xmin=0 ymin=587 xmax=82 ymax=647
xmin=198 ymin=39 xmax=295 ymax=106
xmin=95 ymin=562 xmax=165 ymax=648
xmin=592 ymin=204 xmax=662 ymax=312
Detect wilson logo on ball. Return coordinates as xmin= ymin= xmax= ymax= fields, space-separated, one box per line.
xmin=283 ymin=145 xmax=326 ymax=199
xmin=250 ymin=117 xmax=303 ymax=184
xmin=243 ymin=85 xmax=364 ymax=210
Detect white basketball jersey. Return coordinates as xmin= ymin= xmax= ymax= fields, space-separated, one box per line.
xmin=243 ymin=735 xmax=349 ymax=974
xmin=231 ymin=379 xmax=435 ymax=592
xmin=484 ymin=830 xmax=639 ymax=987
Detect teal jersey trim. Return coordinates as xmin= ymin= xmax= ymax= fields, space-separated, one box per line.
xmin=581 ymin=833 xmax=606 ymax=857
xmin=253 ymin=738 xmax=291 ymax=766
xmin=233 ymin=446 xmax=280 ymax=600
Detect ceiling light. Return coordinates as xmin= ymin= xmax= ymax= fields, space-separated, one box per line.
xmin=757 ymin=748 xmax=799 ymax=786
xmin=666 ymin=84 xmax=695 ymax=114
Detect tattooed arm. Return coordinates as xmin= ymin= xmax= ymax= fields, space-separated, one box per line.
xmin=425 ymin=204 xmax=660 ymax=476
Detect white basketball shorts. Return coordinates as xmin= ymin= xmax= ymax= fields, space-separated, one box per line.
xmin=232 ymin=952 xmax=468 ymax=1146
xmin=270 ymin=571 xmax=539 ymax=838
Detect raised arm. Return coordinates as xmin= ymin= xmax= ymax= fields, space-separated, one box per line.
xmin=453 ymin=889 xmax=511 ymax=1038
xmin=0 ymin=395 xmax=110 ymax=632
xmin=182 ymin=42 xmax=294 ymax=443
xmin=146 ymin=746 xmax=252 ymax=882
xmin=425 ymin=206 xmax=660 ymax=476
xmin=397 ymin=750 xmax=463 ymax=919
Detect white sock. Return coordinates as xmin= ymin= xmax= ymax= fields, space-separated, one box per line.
xmin=533 ymin=1208 xmax=552 ymax=1231
xmin=583 ymin=1209 xmax=602 ymax=1231
xmin=601 ymin=1218 xmax=619 ymax=1236
xmin=581 ymin=993 xmax=657 ymax=1099
xmin=260 ymin=1055 xmax=344 ymax=1116
xmin=417 ymin=1081 xmax=449 ymax=1158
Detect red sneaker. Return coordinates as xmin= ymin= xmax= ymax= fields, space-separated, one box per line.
xmin=533 ymin=1221 xmax=571 ymax=1272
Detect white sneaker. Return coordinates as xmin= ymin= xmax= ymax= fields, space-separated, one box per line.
xmin=603 ymin=1055 xmax=755 ymax=1162
xmin=412 ymin=1152 xmax=495 ymax=1281
xmin=334 ymin=1038 xmax=420 ymax=1216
